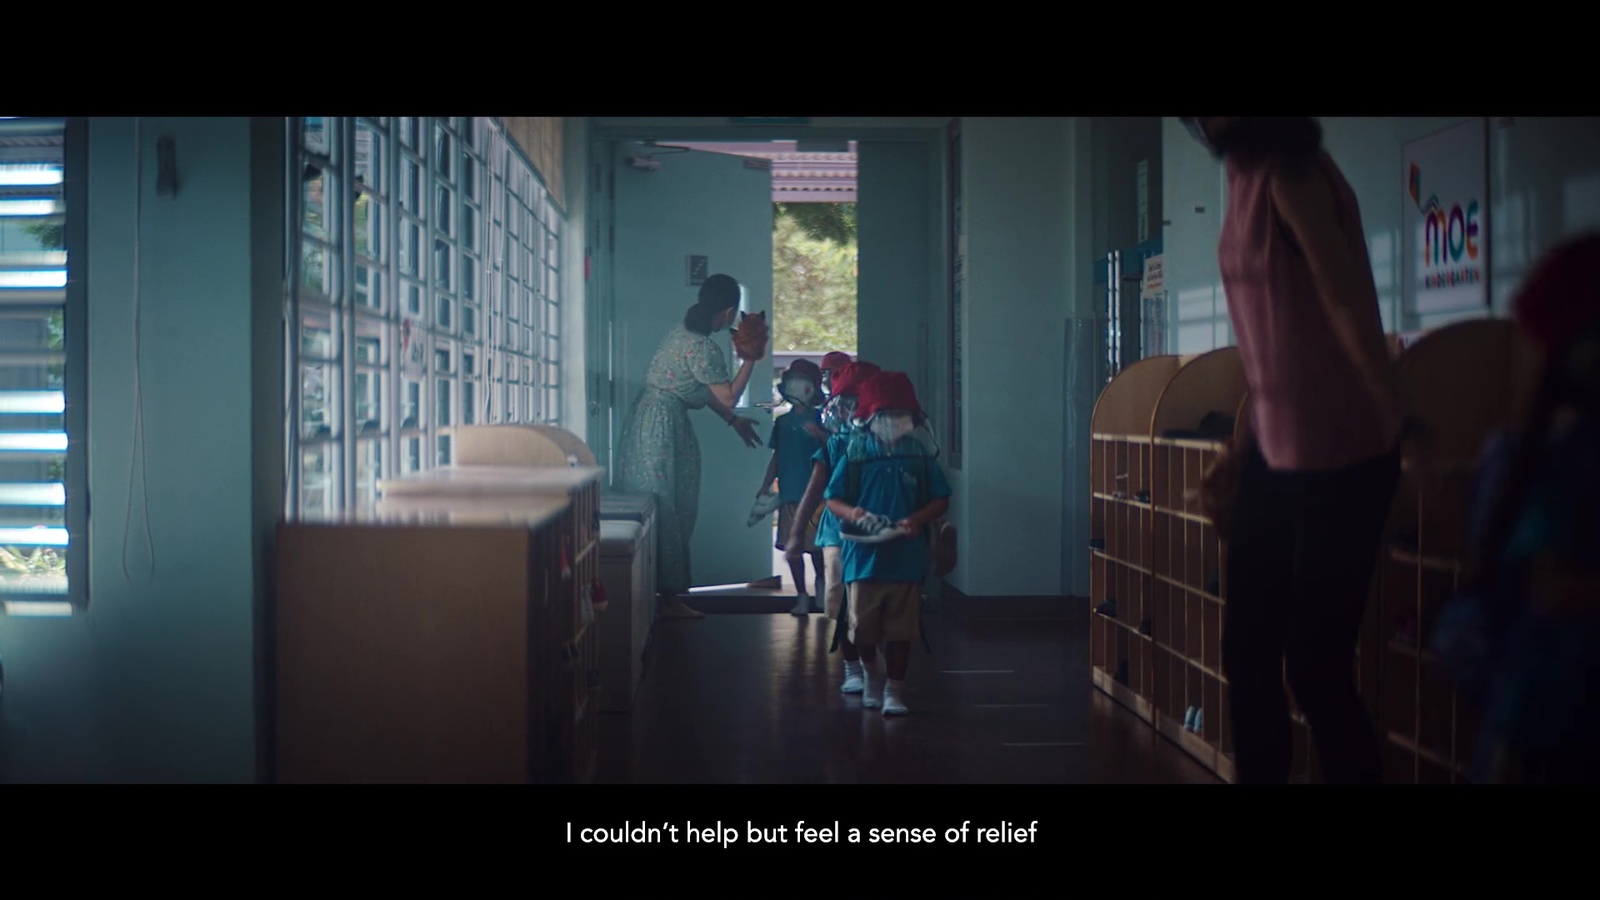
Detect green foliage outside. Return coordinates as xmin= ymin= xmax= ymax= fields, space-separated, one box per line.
xmin=771 ymin=202 xmax=857 ymax=354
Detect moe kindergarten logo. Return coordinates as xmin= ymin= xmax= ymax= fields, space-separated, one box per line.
xmin=1409 ymin=161 xmax=1482 ymax=290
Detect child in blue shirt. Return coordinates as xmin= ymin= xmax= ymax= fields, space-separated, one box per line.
xmin=757 ymin=359 xmax=829 ymax=616
xmin=786 ymin=361 xmax=882 ymax=692
xmin=824 ymin=371 xmax=951 ymax=715
xmin=1430 ymin=234 xmax=1600 ymax=783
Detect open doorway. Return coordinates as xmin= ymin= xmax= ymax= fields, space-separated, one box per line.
xmin=673 ymin=141 xmax=859 ymax=596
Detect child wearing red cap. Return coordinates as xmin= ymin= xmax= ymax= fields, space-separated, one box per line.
xmin=820 ymin=351 xmax=852 ymax=395
xmin=1431 ymin=233 xmax=1600 ymax=783
xmin=787 ymin=361 xmax=881 ymax=690
xmin=823 ymin=371 xmax=951 ymax=715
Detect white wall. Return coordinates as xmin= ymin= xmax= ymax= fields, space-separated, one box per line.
xmin=1161 ymin=116 xmax=1600 ymax=354
xmin=0 ymin=117 xmax=282 ymax=782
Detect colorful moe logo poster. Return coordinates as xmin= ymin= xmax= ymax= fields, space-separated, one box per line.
xmin=1402 ymin=118 xmax=1490 ymax=319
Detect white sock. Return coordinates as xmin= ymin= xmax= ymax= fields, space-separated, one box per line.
xmin=844 ymin=659 xmax=864 ymax=679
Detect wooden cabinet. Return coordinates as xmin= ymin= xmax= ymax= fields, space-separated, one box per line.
xmin=273 ymin=498 xmax=571 ymax=783
xmin=375 ymin=465 xmax=606 ymax=783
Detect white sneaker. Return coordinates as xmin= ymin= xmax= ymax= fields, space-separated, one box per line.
xmin=862 ymin=668 xmax=884 ymax=709
xmin=882 ymin=680 xmax=909 ymax=716
xmin=840 ymin=660 xmax=865 ymax=694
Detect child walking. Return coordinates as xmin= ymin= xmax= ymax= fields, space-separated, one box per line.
xmin=820 ymin=350 xmax=852 ymax=395
xmin=824 ymin=371 xmax=951 ymax=715
xmin=1431 ymin=234 xmax=1600 ymax=783
xmin=787 ymin=360 xmax=881 ymax=686
xmin=757 ymin=359 xmax=830 ymax=616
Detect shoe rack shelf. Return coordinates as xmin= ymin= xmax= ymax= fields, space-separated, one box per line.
xmin=1090 ymin=354 xmax=1180 ymax=734
xmin=1090 ymin=351 xmax=1255 ymax=783
xmin=1091 ymin=320 xmax=1531 ymax=785
xmin=1090 ymin=346 xmax=1369 ymax=784
xmin=1378 ymin=318 xmax=1530 ymax=784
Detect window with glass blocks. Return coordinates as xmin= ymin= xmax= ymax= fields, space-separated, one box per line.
xmin=290 ymin=117 xmax=565 ymax=518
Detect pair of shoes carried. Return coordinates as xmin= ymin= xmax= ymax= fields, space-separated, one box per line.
xmin=748 ymin=492 xmax=782 ymax=527
xmin=841 ymin=513 xmax=908 ymax=544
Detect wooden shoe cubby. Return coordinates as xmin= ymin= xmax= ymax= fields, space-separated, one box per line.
xmin=1378 ymin=318 xmax=1532 ymax=784
xmin=1090 ymin=318 xmax=1535 ymax=784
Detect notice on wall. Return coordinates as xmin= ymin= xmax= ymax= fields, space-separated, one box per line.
xmin=400 ymin=316 xmax=426 ymax=376
xmin=1401 ymin=118 xmax=1489 ymax=319
xmin=1139 ymin=254 xmax=1164 ymax=301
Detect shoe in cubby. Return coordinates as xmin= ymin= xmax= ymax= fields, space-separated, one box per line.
xmin=1096 ymin=598 xmax=1117 ymax=618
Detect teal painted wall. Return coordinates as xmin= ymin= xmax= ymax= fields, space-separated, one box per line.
xmin=954 ymin=117 xmax=1083 ymax=597
xmin=0 ymin=117 xmax=283 ymax=782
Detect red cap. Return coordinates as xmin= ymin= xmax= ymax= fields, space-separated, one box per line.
xmin=820 ymin=351 xmax=852 ymax=373
xmin=1513 ymin=233 xmax=1600 ymax=349
xmin=829 ymin=361 xmax=880 ymax=397
xmin=855 ymin=371 xmax=922 ymax=421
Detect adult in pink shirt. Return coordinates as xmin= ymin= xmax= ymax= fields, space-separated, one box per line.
xmin=1183 ymin=117 xmax=1412 ymax=784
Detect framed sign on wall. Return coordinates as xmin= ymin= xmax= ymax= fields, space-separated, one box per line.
xmin=1401 ymin=118 xmax=1489 ymax=328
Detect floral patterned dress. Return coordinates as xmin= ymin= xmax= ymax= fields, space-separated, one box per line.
xmin=614 ymin=325 xmax=732 ymax=595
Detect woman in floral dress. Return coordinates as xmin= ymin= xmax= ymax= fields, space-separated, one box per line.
xmin=614 ymin=274 xmax=765 ymax=619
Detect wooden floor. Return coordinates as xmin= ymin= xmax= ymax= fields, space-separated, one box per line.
xmin=596 ymin=598 xmax=1220 ymax=784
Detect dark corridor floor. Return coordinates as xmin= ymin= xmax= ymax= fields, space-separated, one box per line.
xmin=595 ymin=603 xmax=1220 ymax=784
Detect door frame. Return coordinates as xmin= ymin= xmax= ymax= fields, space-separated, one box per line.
xmin=583 ymin=120 xmax=949 ymax=484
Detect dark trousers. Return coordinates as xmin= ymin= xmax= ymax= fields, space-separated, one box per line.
xmin=1222 ymin=440 xmax=1400 ymax=785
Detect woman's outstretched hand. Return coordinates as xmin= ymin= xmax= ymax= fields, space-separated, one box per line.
xmin=731 ymin=416 xmax=762 ymax=448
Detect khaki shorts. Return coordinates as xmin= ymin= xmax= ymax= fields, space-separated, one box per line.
xmin=776 ymin=502 xmax=819 ymax=552
xmin=823 ymin=546 xmax=845 ymax=618
xmin=848 ymin=580 xmax=922 ymax=647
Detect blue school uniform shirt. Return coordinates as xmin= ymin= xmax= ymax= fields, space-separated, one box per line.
xmin=769 ymin=405 xmax=823 ymax=504
xmin=823 ymin=433 xmax=952 ymax=585
xmin=1430 ymin=417 xmax=1600 ymax=780
xmin=812 ymin=433 xmax=851 ymax=548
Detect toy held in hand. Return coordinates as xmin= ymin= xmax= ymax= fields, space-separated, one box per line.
xmin=748 ymin=490 xmax=782 ymax=527
xmin=731 ymin=310 xmax=769 ymax=362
